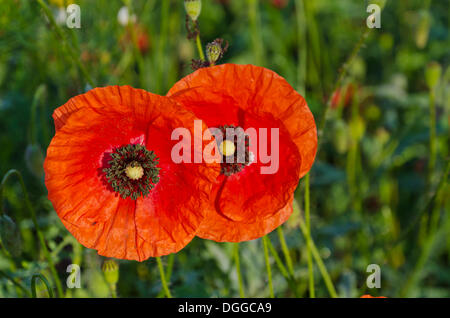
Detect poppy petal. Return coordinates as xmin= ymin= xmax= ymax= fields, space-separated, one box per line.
xmin=196 ymin=197 xmax=294 ymax=242
xmin=45 ymin=86 xmax=219 ymax=260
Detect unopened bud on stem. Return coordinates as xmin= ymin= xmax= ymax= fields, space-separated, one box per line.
xmin=184 ymin=0 xmax=202 ymax=21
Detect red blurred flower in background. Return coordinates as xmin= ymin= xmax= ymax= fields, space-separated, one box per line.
xmin=271 ymin=0 xmax=289 ymax=9
xmin=168 ymin=64 xmax=317 ymax=242
xmin=44 ymin=86 xmax=219 ymax=261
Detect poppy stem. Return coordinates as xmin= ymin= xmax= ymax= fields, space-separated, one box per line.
xmin=36 ymin=0 xmax=95 ymax=88
xmin=266 ymin=238 xmax=300 ymax=297
xmin=156 ymin=253 xmax=175 ymax=298
xmin=294 ymin=199 xmax=338 ymax=298
xmin=126 ymin=3 xmax=146 ymax=89
xmin=262 ymin=236 xmax=275 ymax=298
xmin=233 ymin=243 xmax=245 ymax=297
xmin=31 ymin=274 xmax=54 ymax=298
xmin=29 ymin=84 xmax=46 ymax=146
xmin=0 ymin=169 xmax=64 ymax=298
xmin=156 ymin=0 xmax=170 ymax=93
xmin=196 ymin=34 xmax=205 ymax=61
xmin=295 ymin=0 xmax=307 ymax=96
xmin=248 ymin=0 xmax=265 ymax=66
xmin=156 ymin=257 xmax=172 ymax=298
xmin=304 ymin=173 xmax=315 ymax=298
xmin=277 ymin=227 xmax=295 ymax=277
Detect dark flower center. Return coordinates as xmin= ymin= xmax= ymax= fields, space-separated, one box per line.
xmin=218 ymin=125 xmax=251 ymax=176
xmin=103 ymin=144 xmax=160 ymax=200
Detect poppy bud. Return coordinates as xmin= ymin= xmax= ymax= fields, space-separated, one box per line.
xmin=206 ymin=38 xmax=228 ymax=65
xmin=102 ymin=260 xmax=119 ymax=285
xmin=207 ymin=42 xmax=222 ymax=65
xmin=0 ymin=214 xmax=23 ymax=257
xmin=425 ymin=62 xmax=442 ymax=89
xmin=332 ymin=120 xmax=349 ymax=154
xmin=349 ymin=117 xmax=365 ymax=141
xmin=25 ymin=144 xmax=44 ymax=178
xmin=184 ymin=0 xmax=202 ymax=21
xmin=415 ymin=10 xmax=431 ymax=49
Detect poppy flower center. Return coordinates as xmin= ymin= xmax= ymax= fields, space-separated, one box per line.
xmin=103 ymin=144 xmax=160 ymax=200
xmin=125 ymin=162 xmax=145 ymax=180
xmin=219 ymin=140 xmax=236 ymax=156
xmin=218 ymin=125 xmax=250 ymax=176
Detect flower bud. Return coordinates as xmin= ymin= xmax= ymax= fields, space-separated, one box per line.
xmin=425 ymin=62 xmax=442 ymax=89
xmin=102 ymin=260 xmax=119 ymax=285
xmin=206 ymin=38 xmax=228 ymax=65
xmin=184 ymin=0 xmax=202 ymax=21
xmin=415 ymin=10 xmax=431 ymax=49
xmin=349 ymin=117 xmax=365 ymax=141
xmin=207 ymin=43 xmax=222 ymax=64
xmin=25 ymin=144 xmax=45 ymax=178
xmin=332 ymin=120 xmax=349 ymax=154
xmin=0 ymin=214 xmax=23 ymax=257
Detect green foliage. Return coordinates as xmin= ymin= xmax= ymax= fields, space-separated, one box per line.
xmin=0 ymin=0 xmax=448 ymax=298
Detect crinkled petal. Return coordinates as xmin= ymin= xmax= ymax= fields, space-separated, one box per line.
xmin=196 ymin=198 xmax=294 ymax=242
xmin=45 ymin=86 xmax=219 ymax=260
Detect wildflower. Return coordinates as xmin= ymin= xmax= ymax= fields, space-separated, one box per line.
xmin=44 ymin=86 xmax=219 ymax=261
xmin=117 ymin=6 xmax=136 ymax=27
xmin=184 ymin=0 xmax=202 ymax=22
xmin=360 ymin=295 xmax=387 ymax=298
xmin=168 ymin=64 xmax=317 ymax=242
xmin=271 ymin=0 xmax=289 ymax=9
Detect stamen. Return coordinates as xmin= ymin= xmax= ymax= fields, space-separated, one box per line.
xmin=218 ymin=125 xmax=251 ymax=176
xmin=103 ymin=144 xmax=160 ymax=200
xmin=219 ymin=140 xmax=236 ymax=156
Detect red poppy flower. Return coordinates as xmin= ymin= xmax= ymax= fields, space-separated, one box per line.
xmin=360 ymin=295 xmax=387 ymax=298
xmin=44 ymin=86 xmax=219 ymax=261
xmin=167 ymin=64 xmax=317 ymax=242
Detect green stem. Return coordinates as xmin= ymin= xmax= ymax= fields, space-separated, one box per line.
xmin=31 ymin=274 xmax=54 ymax=298
xmin=294 ymin=199 xmax=338 ymax=298
xmin=155 ymin=0 xmax=169 ymax=93
xmin=233 ymin=243 xmax=245 ymax=297
xmin=266 ymin=238 xmax=300 ymax=297
xmin=248 ymin=0 xmax=264 ymax=65
xmin=262 ymin=236 xmax=274 ymax=298
xmin=36 ymin=0 xmax=95 ymax=87
xmin=0 ymin=170 xmax=63 ymax=297
xmin=304 ymin=173 xmax=315 ymax=298
xmin=195 ymin=34 xmax=205 ymax=61
xmin=295 ymin=0 xmax=307 ymax=96
xmin=428 ymin=89 xmax=437 ymax=185
xmin=156 ymin=253 xmax=175 ymax=298
xmin=126 ymin=2 xmax=146 ymax=89
xmin=29 ymin=85 xmax=46 ymax=145
xmin=0 ymin=270 xmax=32 ymax=297
xmin=277 ymin=227 xmax=295 ymax=277
xmin=156 ymin=257 xmax=172 ymax=298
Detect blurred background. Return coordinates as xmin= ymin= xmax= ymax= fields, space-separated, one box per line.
xmin=0 ymin=0 xmax=449 ymax=298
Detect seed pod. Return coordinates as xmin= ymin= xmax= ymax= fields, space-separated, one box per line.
xmin=102 ymin=260 xmax=119 ymax=285
xmin=184 ymin=0 xmax=202 ymax=21
xmin=0 ymin=214 xmax=23 ymax=257
xmin=349 ymin=117 xmax=366 ymax=141
xmin=332 ymin=120 xmax=349 ymax=154
xmin=25 ymin=144 xmax=45 ymax=178
xmin=425 ymin=62 xmax=442 ymax=89
xmin=415 ymin=10 xmax=431 ymax=49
